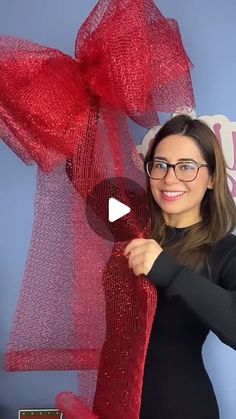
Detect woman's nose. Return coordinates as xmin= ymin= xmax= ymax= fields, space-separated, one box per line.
xmin=163 ymin=166 xmax=180 ymax=183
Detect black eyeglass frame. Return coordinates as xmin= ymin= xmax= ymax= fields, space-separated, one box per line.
xmin=145 ymin=160 xmax=209 ymax=182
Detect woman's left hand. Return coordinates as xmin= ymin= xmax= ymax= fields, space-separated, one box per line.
xmin=124 ymin=238 xmax=163 ymax=276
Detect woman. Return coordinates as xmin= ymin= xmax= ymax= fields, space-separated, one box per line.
xmin=124 ymin=114 xmax=236 ymax=419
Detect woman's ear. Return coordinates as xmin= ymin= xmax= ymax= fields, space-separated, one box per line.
xmin=207 ymin=174 xmax=215 ymax=190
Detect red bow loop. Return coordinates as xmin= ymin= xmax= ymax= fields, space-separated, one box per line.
xmin=0 ymin=37 xmax=91 ymax=171
xmin=75 ymin=0 xmax=194 ymax=125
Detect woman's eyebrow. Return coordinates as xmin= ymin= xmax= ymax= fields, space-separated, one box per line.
xmin=153 ymin=156 xmax=199 ymax=164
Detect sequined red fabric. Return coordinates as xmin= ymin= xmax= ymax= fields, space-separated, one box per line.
xmin=0 ymin=0 xmax=195 ymax=418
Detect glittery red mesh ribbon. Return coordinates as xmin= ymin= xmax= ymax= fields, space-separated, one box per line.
xmin=0 ymin=0 xmax=195 ymax=418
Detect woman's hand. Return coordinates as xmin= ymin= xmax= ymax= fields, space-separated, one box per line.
xmin=124 ymin=238 xmax=163 ymax=276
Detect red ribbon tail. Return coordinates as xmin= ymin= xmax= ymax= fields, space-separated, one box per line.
xmin=56 ymin=392 xmax=98 ymax=419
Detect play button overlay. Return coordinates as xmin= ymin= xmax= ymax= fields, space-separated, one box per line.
xmin=85 ymin=176 xmax=150 ymax=242
xmin=108 ymin=198 xmax=131 ymax=222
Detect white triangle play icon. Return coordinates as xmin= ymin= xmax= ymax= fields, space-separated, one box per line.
xmin=108 ymin=197 xmax=131 ymax=222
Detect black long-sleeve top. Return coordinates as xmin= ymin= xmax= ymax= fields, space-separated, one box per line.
xmin=140 ymin=225 xmax=236 ymax=419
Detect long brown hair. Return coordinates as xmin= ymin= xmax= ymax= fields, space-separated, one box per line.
xmin=144 ymin=114 xmax=236 ymax=272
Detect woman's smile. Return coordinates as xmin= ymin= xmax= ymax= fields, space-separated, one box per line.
xmin=161 ymin=190 xmax=186 ymax=201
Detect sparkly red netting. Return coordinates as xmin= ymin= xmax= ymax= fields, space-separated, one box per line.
xmin=0 ymin=0 xmax=195 ymax=418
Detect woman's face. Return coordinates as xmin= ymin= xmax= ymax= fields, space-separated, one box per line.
xmin=150 ymin=134 xmax=214 ymax=227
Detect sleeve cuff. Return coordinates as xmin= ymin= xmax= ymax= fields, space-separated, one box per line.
xmin=146 ymin=249 xmax=184 ymax=288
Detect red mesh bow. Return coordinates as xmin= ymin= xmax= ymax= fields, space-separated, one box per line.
xmin=0 ymin=0 xmax=195 ymax=418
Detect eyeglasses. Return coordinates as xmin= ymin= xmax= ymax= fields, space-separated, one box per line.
xmin=145 ymin=160 xmax=208 ymax=182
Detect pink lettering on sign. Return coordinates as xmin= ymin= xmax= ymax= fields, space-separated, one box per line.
xmin=213 ymin=122 xmax=236 ymax=198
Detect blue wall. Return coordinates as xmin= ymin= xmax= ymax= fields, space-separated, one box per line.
xmin=1 ymin=1 xmax=236 ymax=418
